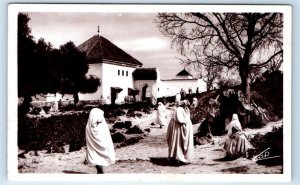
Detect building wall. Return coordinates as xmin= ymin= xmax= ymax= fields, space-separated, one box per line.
xmin=197 ymin=79 xmax=207 ymax=93
xmin=175 ymin=75 xmax=193 ymax=79
xmin=75 ymin=62 xmax=138 ymax=104
xmin=159 ymin=79 xmax=206 ymax=97
xmin=133 ymin=80 xmax=158 ymax=104
xmin=102 ymin=62 xmax=136 ymax=104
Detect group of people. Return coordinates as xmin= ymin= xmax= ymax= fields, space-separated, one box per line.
xmin=84 ymin=98 xmax=253 ymax=173
xmin=124 ymin=95 xmax=135 ymax=103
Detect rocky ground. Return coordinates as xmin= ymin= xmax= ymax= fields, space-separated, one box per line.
xmin=18 ymin=108 xmax=283 ymax=174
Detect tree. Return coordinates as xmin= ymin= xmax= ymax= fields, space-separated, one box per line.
xmin=59 ymin=41 xmax=100 ymax=105
xmin=18 ymin=13 xmax=39 ymax=111
xmin=156 ymin=13 xmax=283 ymax=102
xmin=201 ymin=64 xmax=222 ymax=91
xmin=18 ymin=14 xmax=62 ymax=105
xmin=35 ymin=38 xmax=61 ymax=93
xmin=265 ymin=53 xmax=283 ymax=72
xmin=18 ymin=13 xmax=100 ymax=109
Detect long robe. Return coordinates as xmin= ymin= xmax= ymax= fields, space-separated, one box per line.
xmin=224 ymin=114 xmax=252 ymax=157
xmin=157 ymin=103 xmax=167 ymax=126
xmin=224 ymin=132 xmax=253 ymax=157
xmin=85 ymin=108 xmax=116 ymax=166
xmin=166 ymin=106 xmax=194 ymax=163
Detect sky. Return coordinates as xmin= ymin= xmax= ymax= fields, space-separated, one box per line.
xmin=26 ymin=12 xmax=185 ymax=79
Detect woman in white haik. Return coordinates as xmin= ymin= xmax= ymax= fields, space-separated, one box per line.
xmin=224 ymin=113 xmax=253 ymax=159
xmin=225 ymin=113 xmax=242 ymax=136
xmin=85 ymin=108 xmax=116 ymax=174
xmin=157 ymin=102 xmax=167 ymax=128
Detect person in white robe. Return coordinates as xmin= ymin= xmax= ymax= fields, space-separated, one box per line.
xmin=157 ymin=102 xmax=167 ymax=128
xmin=167 ymin=100 xmax=194 ymax=166
xmin=85 ymin=108 xmax=116 ymax=173
xmin=190 ymin=97 xmax=198 ymax=122
xmin=175 ymin=93 xmax=181 ymax=105
xmin=191 ymin=98 xmax=198 ymax=109
xmin=225 ymin=113 xmax=242 ymax=136
xmin=224 ymin=113 xmax=253 ymax=158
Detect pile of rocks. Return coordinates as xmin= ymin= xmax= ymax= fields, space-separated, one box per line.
xmin=111 ymin=122 xmax=147 ymax=148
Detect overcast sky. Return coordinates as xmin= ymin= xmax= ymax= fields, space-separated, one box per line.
xmin=27 ymin=12 xmax=185 ymax=79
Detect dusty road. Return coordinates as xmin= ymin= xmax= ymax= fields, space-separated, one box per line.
xmin=18 ymin=109 xmax=283 ymax=174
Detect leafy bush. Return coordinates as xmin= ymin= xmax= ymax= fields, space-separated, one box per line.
xmin=18 ymin=112 xmax=89 ymax=152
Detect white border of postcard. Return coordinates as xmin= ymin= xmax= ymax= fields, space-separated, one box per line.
xmin=7 ymin=4 xmax=292 ymax=182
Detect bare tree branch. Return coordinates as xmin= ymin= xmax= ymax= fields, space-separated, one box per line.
xmin=156 ymin=12 xmax=283 ymax=100
xmin=250 ymin=50 xmax=283 ymax=68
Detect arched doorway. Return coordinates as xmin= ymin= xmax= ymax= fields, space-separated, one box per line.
xmin=142 ymin=84 xmax=149 ymax=102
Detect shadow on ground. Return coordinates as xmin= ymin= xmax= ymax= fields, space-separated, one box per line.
xmin=62 ymin=170 xmax=87 ymax=174
xmin=149 ymin=157 xmax=173 ymax=166
xmin=213 ymin=155 xmax=239 ymax=162
xmin=221 ymin=166 xmax=249 ymax=173
xmin=149 ymin=157 xmax=193 ymax=167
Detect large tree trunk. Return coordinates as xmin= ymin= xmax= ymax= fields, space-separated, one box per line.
xmin=240 ymin=74 xmax=251 ymax=103
xmin=20 ymin=94 xmax=32 ymax=113
xmin=239 ymin=59 xmax=251 ymax=127
xmin=207 ymin=82 xmax=212 ymax=91
xmin=18 ymin=94 xmax=32 ymax=146
xmin=240 ymin=15 xmax=255 ymax=103
xmin=73 ymin=92 xmax=79 ymax=106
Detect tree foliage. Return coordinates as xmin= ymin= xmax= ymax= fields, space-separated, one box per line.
xmin=18 ymin=13 xmax=38 ymax=98
xmin=59 ymin=41 xmax=101 ymax=104
xmin=156 ymin=13 xmax=283 ymax=101
xmin=201 ymin=64 xmax=222 ymax=91
xmin=18 ymin=13 xmax=100 ymax=108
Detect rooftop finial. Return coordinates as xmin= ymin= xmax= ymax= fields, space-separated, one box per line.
xmin=97 ymin=25 xmax=100 ymax=34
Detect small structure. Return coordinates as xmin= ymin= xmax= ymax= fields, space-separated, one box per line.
xmin=133 ymin=68 xmax=160 ymax=104
xmin=175 ymin=68 xmax=193 ymax=79
xmin=133 ymin=67 xmax=206 ymax=102
xmin=158 ymin=68 xmax=206 ymax=97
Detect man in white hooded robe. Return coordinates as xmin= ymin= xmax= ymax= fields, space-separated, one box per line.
xmin=167 ymin=100 xmax=194 ymax=166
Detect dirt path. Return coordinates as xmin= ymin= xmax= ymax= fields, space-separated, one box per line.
xmin=18 ymin=109 xmax=283 ymax=174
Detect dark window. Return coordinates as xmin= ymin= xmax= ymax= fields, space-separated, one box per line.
xmin=126 ymin=71 xmax=128 ymax=76
xmin=158 ymin=88 xmax=159 ymax=91
xmin=118 ymin=70 xmax=120 ymax=76
xmin=122 ymin=70 xmax=124 ymax=76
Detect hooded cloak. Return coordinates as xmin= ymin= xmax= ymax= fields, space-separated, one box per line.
xmin=85 ymin=108 xmax=116 ymax=166
xmin=166 ymin=102 xmax=194 ymax=163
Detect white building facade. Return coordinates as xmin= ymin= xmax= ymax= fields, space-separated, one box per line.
xmin=133 ymin=68 xmax=207 ymax=103
xmin=79 ymin=62 xmax=138 ymax=104
xmin=159 ymin=79 xmax=206 ymax=97
xmin=77 ymin=34 xmax=142 ymax=104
